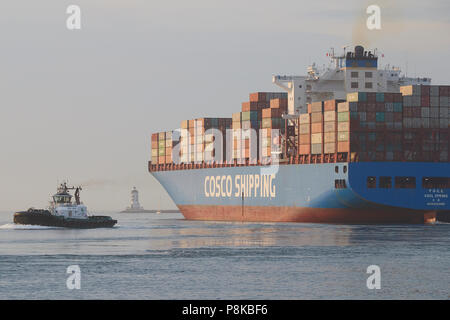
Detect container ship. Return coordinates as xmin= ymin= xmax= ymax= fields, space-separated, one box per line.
xmin=149 ymin=46 xmax=450 ymax=224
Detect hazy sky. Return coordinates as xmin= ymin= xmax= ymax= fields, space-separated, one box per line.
xmin=0 ymin=0 xmax=449 ymax=211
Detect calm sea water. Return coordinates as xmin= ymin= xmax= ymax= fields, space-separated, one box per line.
xmin=0 ymin=211 xmax=449 ymax=299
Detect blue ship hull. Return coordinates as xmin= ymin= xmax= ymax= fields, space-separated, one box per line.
xmin=150 ymin=162 xmax=450 ymax=224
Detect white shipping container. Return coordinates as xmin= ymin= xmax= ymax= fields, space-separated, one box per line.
xmin=386 ymin=103 xmax=394 ymax=112
xmin=412 ymin=96 xmax=421 ymax=107
xmin=430 ymin=96 xmax=440 ymax=107
xmin=299 ymin=114 xmax=310 ymax=124
xmin=421 ymin=118 xmax=430 ymax=128
xmin=412 ymin=118 xmax=421 ymax=128
xmin=311 ymin=133 xmax=323 ymax=144
xmin=430 ymin=107 xmax=439 ymax=118
xmin=430 ymin=86 xmax=440 ymax=97
xmin=359 ymin=112 xmax=367 ymax=121
xmin=440 ymin=96 xmax=449 ymax=107
xmin=385 ymin=152 xmax=394 ymax=161
xmin=324 ymin=111 xmax=336 ymax=122
xmin=421 ymin=108 xmax=430 ymax=118
xmin=337 ymin=102 xmax=349 ymax=112
xmin=403 ymin=118 xmax=412 ymax=128
xmin=439 ymin=107 xmax=449 ymax=119
xmin=430 ymin=119 xmax=440 ymax=128
xmin=403 ymin=96 xmax=413 ymax=107
xmin=440 ymin=118 xmax=449 ymax=128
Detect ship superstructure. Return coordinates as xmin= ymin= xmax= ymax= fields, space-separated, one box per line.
xmin=273 ymin=45 xmax=431 ymax=115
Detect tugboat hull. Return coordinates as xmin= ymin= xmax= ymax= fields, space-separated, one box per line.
xmin=14 ymin=210 xmax=117 ymax=229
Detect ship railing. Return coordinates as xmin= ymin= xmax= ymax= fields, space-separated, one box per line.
xmin=149 ymin=152 xmax=355 ymax=172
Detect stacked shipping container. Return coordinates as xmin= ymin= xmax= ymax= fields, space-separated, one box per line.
xmin=151 ymin=85 xmax=449 ymax=166
xmin=400 ymin=85 xmax=449 ymax=161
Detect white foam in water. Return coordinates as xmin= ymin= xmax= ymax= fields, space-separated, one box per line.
xmin=0 ymin=223 xmax=62 ymax=230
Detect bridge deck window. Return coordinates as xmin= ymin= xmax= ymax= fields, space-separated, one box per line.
xmin=379 ymin=176 xmax=392 ymax=188
xmin=367 ymin=176 xmax=376 ymax=189
xmin=335 ymin=179 xmax=347 ymax=189
xmin=395 ymin=177 xmax=416 ymax=189
xmin=422 ymin=177 xmax=450 ymax=189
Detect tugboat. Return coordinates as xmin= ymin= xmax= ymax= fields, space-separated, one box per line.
xmin=14 ymin=182 xmax=117 ymax=228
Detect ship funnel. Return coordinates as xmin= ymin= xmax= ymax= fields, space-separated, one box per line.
xmin=355 ymin=45 xmax=364 ymax=57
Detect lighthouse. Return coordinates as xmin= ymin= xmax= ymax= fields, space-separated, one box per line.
xmin=130 ymin=187 xmax=143 ymax=210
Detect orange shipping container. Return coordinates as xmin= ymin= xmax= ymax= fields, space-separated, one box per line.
xmin=324 ymin=100 xmax=335 ymax=111
xmin=250 ymin=92 xmax=267 ymax=102
xmin=262 ymin=108 xmax=282 ymax=118
xmin=242 ymin=101 xmax=262 ymax=112
xmin=337 ymin=141 xmax=350 ymax=152
xmin=299 ymin=144 xmax=310 ymax=155
xmin=158 ymin=156 xmax=166 ymax=164
xmin=270 ymin=98 xmax=288 ymax=109
xmin=299 ymin=134 xmax=310 ymax=144
xmin=311 ymin=122 xmax=323 ymax=133
xmin=311 ymin=112 xmax=323 ymax=123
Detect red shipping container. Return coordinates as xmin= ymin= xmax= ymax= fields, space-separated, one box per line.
xmin=151 ymin=133 xmax=158 ymax=142
xmin=366 ymin=112 xmax=376 ymax=121
xmin=421 ymin=96 xmax=430 ymax=107
xmin=439 ymin=86 xmax=449 ymax=97
xmin=324 ymin=99 xmax=343 ymax=111
xmin=367 ymin=93 xmax=376 ymax=102
xmin=403 ymin=107 xmax=413 ymax=117
xmin=384 ymin=93 xmax=394 ymax=103
xmin=413 ymin=107 xmax=421 ymax=117
xmin=421 ymin=85 xmax=430 ymax=96
xmin=367 ymin=103 xmax=376 ymax=112
xmin=350 ymin=119 xmax=360 ymax=130
xmin=393 ymin=93 xmax=403 ymax=103
xmin=375 ymin=103 xmax=385 ymax=112
xmin=394 ymin=112 xmax=403 ymax=121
